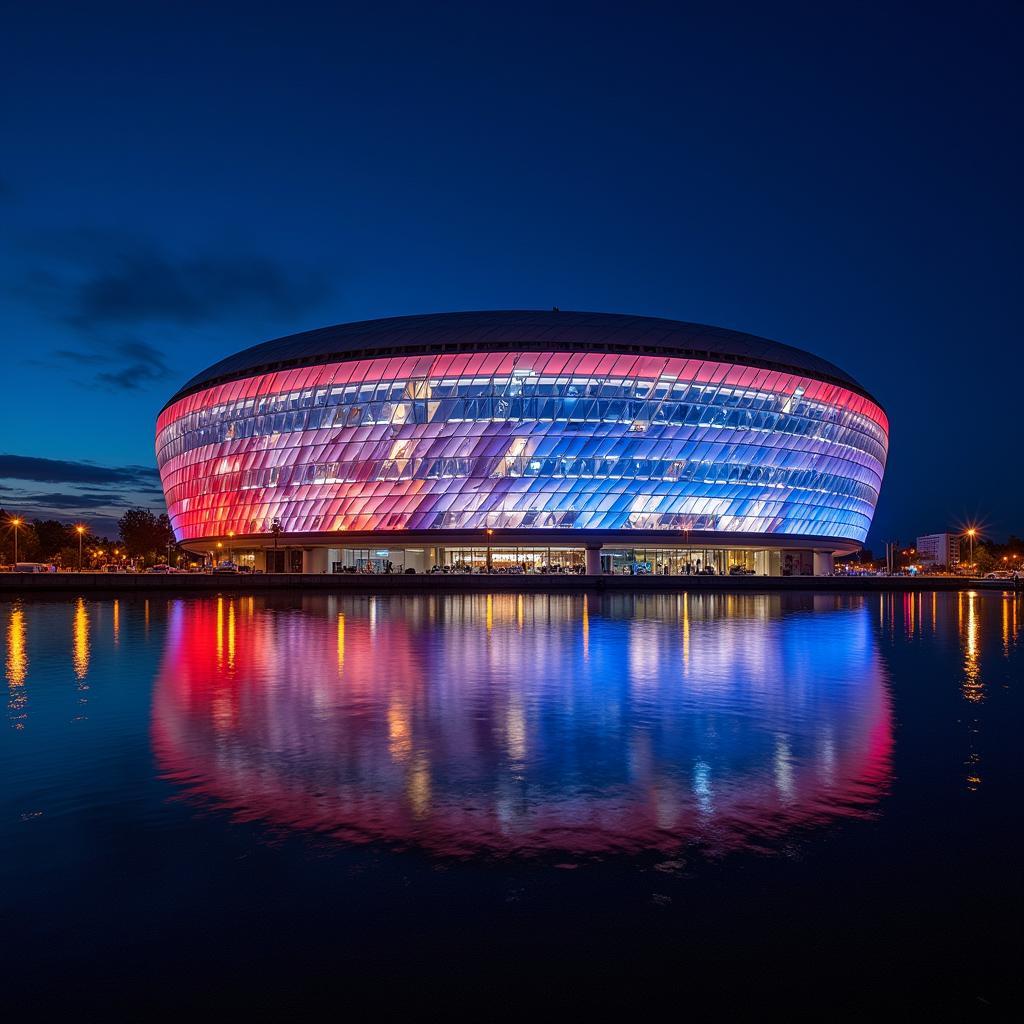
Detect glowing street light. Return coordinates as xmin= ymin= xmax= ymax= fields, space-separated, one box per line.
xmin=75 ymin=524 xmax=86 ymax=570
xmin=9 ymin=516 xmax=23 ymax=563
xmin=965 ymin=528 xmax=977 ymax=573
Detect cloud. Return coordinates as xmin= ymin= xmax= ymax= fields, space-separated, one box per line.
xmin=0 ymin=454 xmax=160 ymax=486
xmin=53 ymin=338 xmax=175 ymax=391
xmin=70 ymin=248 xmax=329 ymax=330
xmin=14 ymin=492 xmax=134 ymax=510
xmin=18 ymin=228 xmax=331 ymax=331
xmin=0 ymin=455 xmax=166 ymax=536
xmin=96 ymin=340 xmax=174 ymax=389
xmin=13 ymin=228 xmax=332 ymax=390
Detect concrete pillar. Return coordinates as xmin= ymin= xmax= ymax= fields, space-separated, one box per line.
xmin=585 ymin=544 xmax=603 ymax=575
xmin=304 ymin=548 xmax=329 ymax=574
xmin=813 ymin=551 xmax=834 ymax=576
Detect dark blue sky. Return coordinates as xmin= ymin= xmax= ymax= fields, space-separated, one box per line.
xmin=2 ymin=1 xmax=1021 ymax=544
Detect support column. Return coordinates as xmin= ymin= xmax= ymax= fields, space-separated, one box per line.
xmin=813 ymin=551 xmax=834 ymax=576
xmin=304 ymin=548 xmax=329 ymax=574
xmin=585 ymin=544 xmax=603 ymax=576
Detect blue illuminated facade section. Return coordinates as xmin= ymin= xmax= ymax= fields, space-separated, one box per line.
xmin=158 ymin=347 xmax=888 ymax=545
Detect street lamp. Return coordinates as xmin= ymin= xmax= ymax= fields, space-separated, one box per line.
xmin=75 ymin=524 xmax=86 ymax=570
xmin=9 ymin=517 xmax=23 ymax=564
xmin=485 ymin=528 xmax=494 ymax=573
xmin=270 ymin=517 xmax=282 ymax=573
xmin=965 ymin=528 xmax=977 ymax=573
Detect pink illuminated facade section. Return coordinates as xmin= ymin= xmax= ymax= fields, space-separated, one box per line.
xmin=156 ymin=349 xmax=888 ymax=544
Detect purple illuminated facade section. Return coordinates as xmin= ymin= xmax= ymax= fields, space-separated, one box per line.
xmin=156 ymin=348 xmax=888 ymax=544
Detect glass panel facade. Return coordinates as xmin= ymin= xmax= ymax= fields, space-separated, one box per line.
xmin=156 ymin=350 xmax=887 ymax=544
xmin=321 ymin=545 xmax=799 ymax=576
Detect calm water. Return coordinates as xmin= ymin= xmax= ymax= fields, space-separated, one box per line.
xmin=2 ymin=590 xmax=1020 ymax=1011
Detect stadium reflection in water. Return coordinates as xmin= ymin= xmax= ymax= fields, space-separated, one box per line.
xmin=152 ymin=592 xmax=893 ymax=856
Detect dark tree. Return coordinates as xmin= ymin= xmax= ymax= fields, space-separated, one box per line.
xmin=117 ymin=508 xmax=180 ymax=564
xmin=156 ymin=513 xmax=175 ymax=549
xmin=33 ymin=519 xmax=72 ymax=560
xmin=118 ymin=508 xmax=164 ymax=559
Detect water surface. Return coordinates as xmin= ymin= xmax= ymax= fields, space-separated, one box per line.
xmin=2 ymin=590 xmax=1020 ymax=1011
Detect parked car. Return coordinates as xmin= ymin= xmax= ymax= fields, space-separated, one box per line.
xmin=983 ymin=570 xmax=1013 ymax=580
xmin=14 ymin=562 xmax=56 ymax=573
xmin=212 ymin=562 xmax=239 ymax=575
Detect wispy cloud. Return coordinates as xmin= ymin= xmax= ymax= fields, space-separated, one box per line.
xmin=0 ymin=454 xmax=160 ymax=486
xmin=15 ymin=491 xmax=140 ymax=510
xmin=53 ymin=338 xmax=175 ymax=391
xmin=68 ymin=247 xmax=329 ymax=330
xmin=14 ymin=227 xmax=333 ymax=390
xmin=0 ymin=454 xmax=166 ymax=537
xmin=20 ymin=228 xmax=330 ymax=330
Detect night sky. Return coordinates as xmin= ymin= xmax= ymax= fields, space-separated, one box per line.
xmin=2 ymin=2 xmax=1021 ymax=545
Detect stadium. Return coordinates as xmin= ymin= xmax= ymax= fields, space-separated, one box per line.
xmin=155 ymin=310 xmax=888 ymax=575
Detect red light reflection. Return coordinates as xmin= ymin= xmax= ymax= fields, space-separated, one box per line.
xmin=152 ymin=593 xmax=893 ymax=857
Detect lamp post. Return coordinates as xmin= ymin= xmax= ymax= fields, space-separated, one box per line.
xmin=9 ymin=517 xmax=22 ymax=564
xmin=75 ymin=524 xmax=85 ymax=570
xmin=966 ymin=528 xmax=977 ymax=574
xmin=486 ymin=528 xmax=494 ymax=574
xmin=271 ymin=517 xmax=282 ymax=573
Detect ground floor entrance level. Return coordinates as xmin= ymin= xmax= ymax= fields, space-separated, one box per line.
xmin=195 ymin=543 xmax=837 ymax=577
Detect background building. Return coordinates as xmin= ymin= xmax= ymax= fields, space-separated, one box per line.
xmin=155 ymin=311 xmax=888 ymax=575
xmin=916 ymin=532 xmax=961 ymax=569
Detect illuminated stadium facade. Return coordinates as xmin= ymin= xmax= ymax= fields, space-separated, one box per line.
xmin=156 ymin=311 xmax=888 ymax=575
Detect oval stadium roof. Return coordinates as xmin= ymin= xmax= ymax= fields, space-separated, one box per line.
xmin=165 ymin=310 xmax=876 ymax=408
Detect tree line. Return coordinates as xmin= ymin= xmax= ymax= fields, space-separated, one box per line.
xmin=1 ymin=508 xmax=183 ymax=567
xmin=838 ymin=535 xmax=1023 ymax=573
